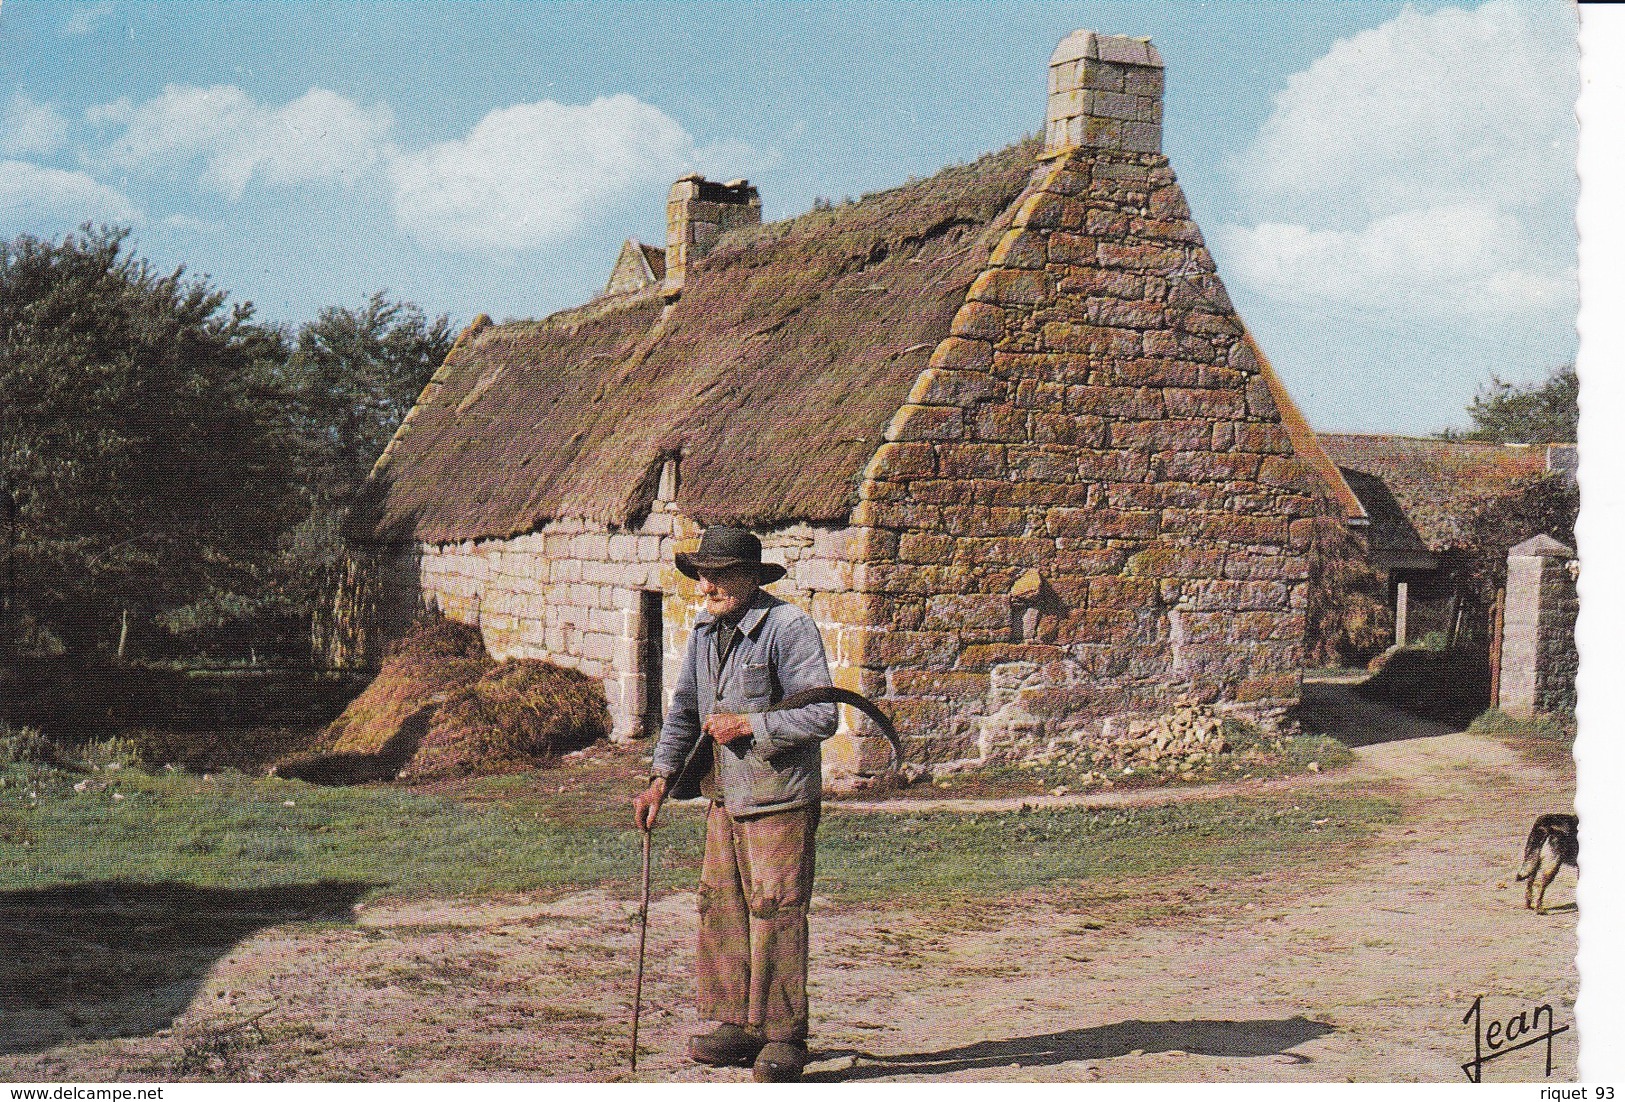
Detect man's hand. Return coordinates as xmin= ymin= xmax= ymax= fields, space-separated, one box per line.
xmin=633 ymin=777 xmax=667 ymax=832
xmin=703 ymin=712 xmax=753 ymax=746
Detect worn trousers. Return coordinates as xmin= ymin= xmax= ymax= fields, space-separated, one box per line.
xmin=696 ymin=800 xmax=819 ymax=1042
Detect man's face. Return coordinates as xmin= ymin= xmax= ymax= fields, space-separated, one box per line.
xmin=696 ymin=567 xmax=758 ymax=620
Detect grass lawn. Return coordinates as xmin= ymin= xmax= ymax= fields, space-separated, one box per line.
xmin=818 ymin=793 xmax=1398 ymax=902
xmin=0 ymin=738 xmax=1398 ymax=906
xmin=0 ymin=757 xmax=704 ymax=900
xmin=1466 ymin=708 xmax=1576 ymax=775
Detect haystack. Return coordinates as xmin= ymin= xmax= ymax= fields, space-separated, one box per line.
xmin=273 ymin=618 xmax=608 ymax=784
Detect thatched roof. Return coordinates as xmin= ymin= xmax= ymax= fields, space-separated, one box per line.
xmin=368 ymin=139 xmax=1044 ymax=543
xmin=1333 ymin=467 xmax=1433 ymax=568
xmin=1317 ymin=434 xmax=1551 ymax=555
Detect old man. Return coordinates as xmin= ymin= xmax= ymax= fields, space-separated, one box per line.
xmin=632 ymin=525 xmax=837 ymax=1082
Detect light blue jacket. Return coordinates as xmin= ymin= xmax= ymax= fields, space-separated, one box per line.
xmin=651 ymin=590 xmax=837 ymax=817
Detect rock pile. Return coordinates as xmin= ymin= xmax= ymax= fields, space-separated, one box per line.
xmin=1024 ymin=698 xmax=1234 ymax=782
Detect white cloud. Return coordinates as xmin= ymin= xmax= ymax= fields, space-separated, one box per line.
xmin=389 ymin=94 xmax=700 ymax=250
xmin=1216 ymin=0 xmax=1577 ymax=366
xmin=161 ymin=212 xmax=226 ymax=233
xmin=61 ymin=2 xmax=115 ymax=36
xmin=1231 ymin=0 xmax=1576 ymax=225
xmin=2 ymin=95 xmax=70 ymax=157
xmin=0 ymin=160 xmax=142 ymax=224
xmin=80 ymin=83 xmax=760 ymax=253
xmin=1217 ymin=203 xmax=1575 ymax=325
xmin=90 ymin=84 xmax=394 ymax=199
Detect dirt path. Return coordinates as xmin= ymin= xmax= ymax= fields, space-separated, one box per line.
xmin=1 ymin=684 xmax=1577 ymax=1082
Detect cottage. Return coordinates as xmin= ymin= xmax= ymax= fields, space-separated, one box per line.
xmin=1317 ymin=434 xmax=1578 ymax=648
xmin=359 ymin=30 xmax=1332 ymax=774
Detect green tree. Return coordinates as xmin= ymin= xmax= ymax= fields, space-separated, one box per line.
xmin=2 ymin=230 xmax=454 ymax=665
xmin=280 ymin=292 xmax=454 ymax=489
xmin=0 ymin=226 xmax=296 ymax=657
xmin=1457 ymin=364 xmax=1577 ymax=444
xmin=263 ymin=294 xmax=453 ymax=644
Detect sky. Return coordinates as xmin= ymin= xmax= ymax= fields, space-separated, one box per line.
xmin=0 ymin=0 xmax=1581 ymax=435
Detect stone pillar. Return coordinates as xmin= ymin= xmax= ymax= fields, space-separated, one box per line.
xmin=1044 ymin=30 xmax=1164 ymax=157
xmin=664 ymin=175 xmax=761 ymax=297
xmin=1395 ymin=579 xmax=1409 ymax=647
xmin=1498 ymin=535 xmax=1579 ymax=718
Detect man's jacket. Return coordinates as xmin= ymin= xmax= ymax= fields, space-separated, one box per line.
xmin=651 ymin=590 xmax=838 ymax=817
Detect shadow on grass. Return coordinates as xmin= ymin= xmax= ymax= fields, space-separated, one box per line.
xmin=0 ymin=880 xmax=373 ymax=1054
xmin=805 ymin=1016 xmax=1333 ymax=1081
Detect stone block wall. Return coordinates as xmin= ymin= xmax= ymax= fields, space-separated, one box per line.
xmin=664 ymin=175 xmax=762 ymax=296
xmin=1045 ymin=31 xmax=1165 ymax=157
xmin=412 ymin=503 xmax=878 ymax=749
xmin=850 ymin=144 xmax=1315 ymax=767
xmin=1498 ymin=535 xmax=1578 ymax=717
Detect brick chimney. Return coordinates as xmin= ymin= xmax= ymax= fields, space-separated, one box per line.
xmin=664 ymin=175 xmax=761 ymax=297
xmin=1044 ymin=30 xmax=1164 ymax=157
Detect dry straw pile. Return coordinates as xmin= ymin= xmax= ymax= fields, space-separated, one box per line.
xmin=273 ymin=618 xmax=608 ymax=784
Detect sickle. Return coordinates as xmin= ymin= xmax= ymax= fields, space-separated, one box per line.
xmin=669 ymin=686 xmax=902 ymax=800
xmin=768 ymin=686 xmax=904 ymax=771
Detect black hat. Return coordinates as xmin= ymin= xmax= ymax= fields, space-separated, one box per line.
xmin=674 ymin=526 xmax=786 ymax=584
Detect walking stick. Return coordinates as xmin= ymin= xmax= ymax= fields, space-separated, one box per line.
xmin=631 ymin=825 xmax=652 ymax=1073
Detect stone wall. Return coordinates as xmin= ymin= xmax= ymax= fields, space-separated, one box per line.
xmin=1044 ymin=30 xmax=1164 ymax=157
xmin=1498 ymin=535 xmax=1578 ymax=717
xmin=411 ymin=500 xmax=878 ymax=751
xmin=849 ymin=146 xmax=1314 ymax=767
xmin=664 ymin=175 xmax=761 ymax=297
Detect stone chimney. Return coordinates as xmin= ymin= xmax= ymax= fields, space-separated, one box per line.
xmin=664 ymin=175 xmax=761 ymax=297
xmin=1044 ymin=30 xmax=1164 ymax=157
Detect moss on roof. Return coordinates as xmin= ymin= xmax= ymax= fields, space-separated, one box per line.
xmin=1318 ymin=433 xmax=1551 ymax=553
xmin=367 ymin=138 xmax=1044 ymax=543
xmin=368 ymin=296 xmax=667 ymax=542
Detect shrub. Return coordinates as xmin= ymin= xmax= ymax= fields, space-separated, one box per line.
xmin=1305 ymin=508 xmax=1392 ymax=666
xmin=1357 ymin=646 xmax=1491 ymax=727
xmin=0 ymin=724 xmax=57 ymax=765
xmin=78 ymin=736 xmax=143 ymax=771
xmin=0 ymin=727 xmax=145 ymax=776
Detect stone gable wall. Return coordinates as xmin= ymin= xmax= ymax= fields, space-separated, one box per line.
xmin=603 ymin=240 xmax=660 ymax=297
xmin=850 ymin=148 xmax=1315 ymax=767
